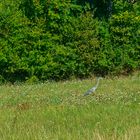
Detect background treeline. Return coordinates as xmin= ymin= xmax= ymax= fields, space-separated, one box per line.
xmin=0 ymin=0 xmax=140 ymax=83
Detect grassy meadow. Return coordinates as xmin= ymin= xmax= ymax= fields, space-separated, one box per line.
xmin=0 ymin=73 xmax=140 ymax=140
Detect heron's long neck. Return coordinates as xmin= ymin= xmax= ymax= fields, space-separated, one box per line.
xmin=95 ymin=78 xmax=100 ymax=88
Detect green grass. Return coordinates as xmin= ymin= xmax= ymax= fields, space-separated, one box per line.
xmin=0 ymin=73 xmax=140 ymax=140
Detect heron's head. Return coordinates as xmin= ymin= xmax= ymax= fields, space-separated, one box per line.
xmin=97 ymin=77 xmax=103 ymax=81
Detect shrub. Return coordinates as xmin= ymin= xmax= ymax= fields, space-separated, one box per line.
xmin=0 ymin=0 xmax=140 ymax=83
xmin=109 ymin=10 xmax=140 ymax=73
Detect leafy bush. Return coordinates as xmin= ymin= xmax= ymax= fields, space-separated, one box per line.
xmin=0 ymin=0 xmax=140 ymax=83
xmin=109 ymin=10 xmax=140 ymax=73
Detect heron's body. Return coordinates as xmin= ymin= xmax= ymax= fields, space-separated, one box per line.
xmin=83 ymin=77 xmax=102 ymax=96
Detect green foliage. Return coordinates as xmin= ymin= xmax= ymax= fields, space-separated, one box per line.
xmin=0 ymin=0 xmax=140 ymax=82
xmin=109 ymin=10 xmax=140 ymax=73
xmin=113 ymin=0 xmax=134 ymax=13
xmin=63 ymin=12 xmax=100 ymax=77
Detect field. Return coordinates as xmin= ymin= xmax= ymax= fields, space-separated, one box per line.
xmin=0 ymin=73 xmax=140 ymax=140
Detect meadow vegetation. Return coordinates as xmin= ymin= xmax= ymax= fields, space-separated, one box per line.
xmin=0 ymin=73 xmax=140 ymax=140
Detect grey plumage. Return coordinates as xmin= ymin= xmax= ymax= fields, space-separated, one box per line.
xmin=83 ymin=77 xmax=102 ymax=96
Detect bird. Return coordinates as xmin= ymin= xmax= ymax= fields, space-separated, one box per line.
xmin=83 ymin=77 xmax=102 ymax=96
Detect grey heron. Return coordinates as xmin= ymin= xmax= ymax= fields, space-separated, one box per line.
xmin=83 ymin=77 xmax=102 ymax=96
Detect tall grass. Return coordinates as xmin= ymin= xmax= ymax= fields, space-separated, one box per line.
xmin=0 ymin=73 xmax=140 ymax=140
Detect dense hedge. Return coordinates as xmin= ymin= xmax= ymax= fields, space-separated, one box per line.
xmin=0 ymin=0 xmax=140 ymax=83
